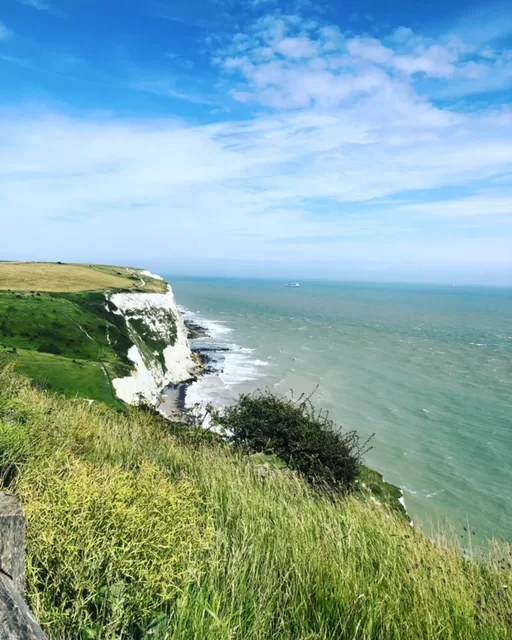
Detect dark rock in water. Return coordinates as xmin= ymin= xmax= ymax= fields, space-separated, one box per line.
xmin=184 ymin=320 xmax=209 ymax=340
xmin=192 ymin=346 xmax=228 ymax=376
xmin=163 ymin=317 xmax=233 ymax=415
xmin=194 ymin=355 xmax=217 ymax=376
xmin=168 ymin=382 xmax=189 ymax=412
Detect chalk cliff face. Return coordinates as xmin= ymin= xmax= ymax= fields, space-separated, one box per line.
xmin=107 ymin=281 xmax=194 ymax=407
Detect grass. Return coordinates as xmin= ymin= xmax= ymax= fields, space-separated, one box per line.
xmin=0 ymin=261 xmax=167 ymax=294
xmin=0 ymin=363 xmax=511 ymax=639
xmin=3 ymin=348 xmax=124 ymax=410
xmin=0 ymin=292 xmax=129 ymax=364
xmin=0 ymin=290 xmax=133 ymax=408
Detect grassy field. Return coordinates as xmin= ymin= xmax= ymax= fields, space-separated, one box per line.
xmin=2 ymin=348 xmax=125 ymax=410
xmin=0 ymin=290 xmax=134 ymax=408
xmin=1 ymin=364 xmax=511 ymax=639
xmin=0 ymin=262 xmax=167 ymax=293
xmin=0 ymin=262 xmax=171 ymax=407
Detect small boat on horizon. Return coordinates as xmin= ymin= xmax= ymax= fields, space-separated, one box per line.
xmin=285 ymin=282 xmax=300 ymax=287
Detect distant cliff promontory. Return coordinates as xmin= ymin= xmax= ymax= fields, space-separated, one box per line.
xmin=0 ymin=261 xmax=195 ymax=409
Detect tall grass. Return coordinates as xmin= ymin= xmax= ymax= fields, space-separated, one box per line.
xmin=0 ymin=363 xmax=511 ymax=639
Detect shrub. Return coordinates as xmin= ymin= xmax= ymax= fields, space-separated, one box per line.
xmin=37 ymin=343 xmax=61 ymax=355
xmin=218 ymin=391 xmax=371 ymax=492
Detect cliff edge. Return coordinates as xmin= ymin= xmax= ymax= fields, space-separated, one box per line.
xmin=109 ymin=281 xmax=195 ymax=406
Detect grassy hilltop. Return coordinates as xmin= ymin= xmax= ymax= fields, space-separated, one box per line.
xmin=0 ymin=262 xmax=167 ymax=408
xmin=0 ymin=262 xmax=167 ymax=293
xmin=0 ymin=363 xmax=511 ymax=639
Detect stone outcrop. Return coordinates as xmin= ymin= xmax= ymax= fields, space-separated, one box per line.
xmin=0 ymin=493 xmax=46 ymax=640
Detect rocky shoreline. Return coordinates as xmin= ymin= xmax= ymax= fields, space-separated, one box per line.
xmin=159 ymin=317 xmax=230 ymax=413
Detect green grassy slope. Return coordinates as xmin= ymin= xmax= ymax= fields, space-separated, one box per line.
xmin=8 ymin=350 xmax=123 ymax=409
xmin=1 ymin=364 xmax=511 ymax=640
xmin=0 ymin=263 xmax=173 ymax=408
xmin=0 ymin=291 xmax=132 ymax=408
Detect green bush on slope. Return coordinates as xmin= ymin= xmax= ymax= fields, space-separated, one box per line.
xmin=218 ymin=390 xmax=371 ymax=492
xmin=0 ymin=363 xmax=511 ymax=639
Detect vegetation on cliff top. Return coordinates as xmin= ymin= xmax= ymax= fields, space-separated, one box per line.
xmin=0 ymin=363 xmax=511 ymax=639
xmin=0 ymin=262 xmax=173 ymax=408
xmin=0 ymin=262 xmax=167 ymax=294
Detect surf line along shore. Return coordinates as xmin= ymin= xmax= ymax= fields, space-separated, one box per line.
xmin=157 ymin=312 xmax=231 ymax=417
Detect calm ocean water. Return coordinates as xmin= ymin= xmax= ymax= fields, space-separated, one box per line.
xmin=167 ymin=276 xmax=512 ymax=544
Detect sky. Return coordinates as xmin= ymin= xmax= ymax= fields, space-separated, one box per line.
xmin=1 ymin=0 xmax=512 ymax=284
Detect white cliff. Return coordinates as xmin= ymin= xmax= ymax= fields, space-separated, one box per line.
xmin=108 ymin=281 xmax=195 ymax=407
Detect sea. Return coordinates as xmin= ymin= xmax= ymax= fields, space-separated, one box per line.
xmin=165 ymin=276 xmax=512 ymax=546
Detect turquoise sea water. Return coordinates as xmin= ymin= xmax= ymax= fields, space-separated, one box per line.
xmin=167 ymin=277 xmax=512 ymax=544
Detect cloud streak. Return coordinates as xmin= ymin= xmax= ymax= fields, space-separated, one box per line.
xmin=18 ymin=0 xmax=53 ymax=11
xmin=0 ymin=21 xmax=11 ymax=40
xmin=17 ymin=0 xmax=65 ymax=18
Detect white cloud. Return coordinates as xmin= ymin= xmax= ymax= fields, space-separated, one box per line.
xmin=346 ymin=37 xmax=393 ymax=65
xmin=399 ymin=194 xmax=512 ymax=217
xmin=389 ymin=26 xmax=415 ymax=44
xmin=18 ymin=0 xmax=52 ymax=11
xmin=275 ymin=36 xmax=318 ymax=58
xmin=217 ymin=14 xmax=512 ymax=109
xmin=128 ymin=78 xmax=214 ymax=104
xmin=0 ymin=21 xmax=11 ymax=40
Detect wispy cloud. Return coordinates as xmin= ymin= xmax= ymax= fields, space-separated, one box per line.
xmin=18 ymin=0 xmax=52 ymax=11
xmin=151 ymin=1 xmax=216 ymax=28
xmin=0 ymin=54 xmax=42 ymax=71
xmin=128 ymin=78 xmax=217 ymax=104
xmin=17 ymin=0 xmax=64 ymax=17
xmin=165 ymin=53 xmax=195 ymax=69
xmin=0 ymin=21 xmax=11 ymax=40
xmin=454 ymin=2 xmax=512 ymax=46
xmin=0 ymin=51 xmax=213 ymax=104
xmin=398 ymin=194 xmax=512 ymax=217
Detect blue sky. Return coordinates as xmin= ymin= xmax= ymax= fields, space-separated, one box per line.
xmin=1 ymin=0 xmax=512 ymax=284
